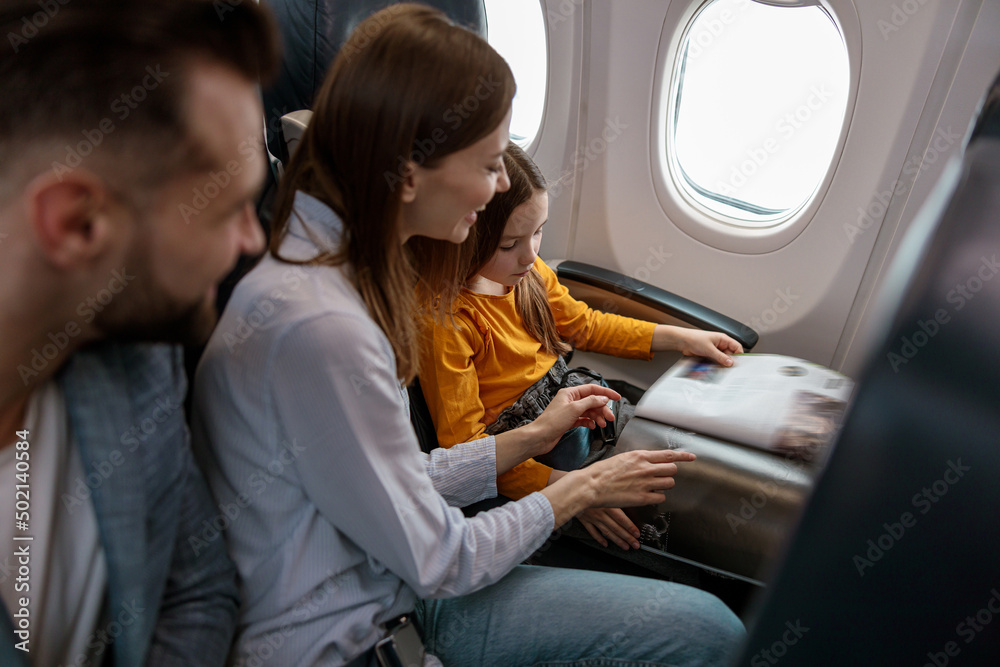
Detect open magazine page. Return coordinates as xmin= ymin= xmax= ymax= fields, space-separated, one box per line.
xmin=634 ymin=354 xmax=854 ymax=457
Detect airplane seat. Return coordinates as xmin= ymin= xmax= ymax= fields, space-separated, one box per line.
xmin=184 ymin=1 xmax=488 ymax=415
xmin=735 ymin=71 xmax=1000 ymax=665
xmin=264 ymin=2 xmax=800 ymax=587
xmin=244 ymin=0 xmax=487 ymax=293
xmin=261 ymin=0 xmax=487 ymax=164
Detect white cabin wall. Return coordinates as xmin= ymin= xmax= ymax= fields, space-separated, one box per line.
xmin=528 ymin=0 xmax=589 ymax=260
xmin=836 ymin=0 xmax=1000 ymax=377
xmin=529 ymin=0 xmax=1000 ymax=388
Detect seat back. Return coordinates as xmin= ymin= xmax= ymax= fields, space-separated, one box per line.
xmin=408 ymin=378 xmax=439 ymax=454
xmin=735 ymin=72 xmax=1000 ymax=665
xmin=262 ymin=0 xmax=487 ymax=161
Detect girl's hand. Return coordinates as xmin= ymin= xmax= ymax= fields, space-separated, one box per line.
xmin=675 ymin=329 xmax=743 ymax=367
xmin=529 ymin=384 xmax=621 ymax=455
xmin=578 ymin=507 xmax=641 ymax=550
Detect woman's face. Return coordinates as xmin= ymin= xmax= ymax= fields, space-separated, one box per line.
xmin=477 ymin=189 xmax=547 ymax=288
xmin=399 ymin=110 xmax=512 ymax=244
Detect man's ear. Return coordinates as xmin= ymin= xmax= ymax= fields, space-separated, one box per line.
xmin=24 ymin=170 xmax=118 ymax=269
xmin=398 ymin=160 xmax=419 ymax=204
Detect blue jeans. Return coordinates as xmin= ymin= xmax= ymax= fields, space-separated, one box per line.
xmin=415 ymin=565 xmax=745 ymax=666
xmin=534 ymin=426 xmax=592 ymax=471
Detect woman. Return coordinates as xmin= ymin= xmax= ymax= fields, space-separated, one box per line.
xmin=192 ymin=5 xmax=744 ymax=665
xmin=417 ymin=143 xmax=743 ymax=550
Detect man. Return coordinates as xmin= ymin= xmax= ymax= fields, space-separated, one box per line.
xmin=0 ymin=1 xmax=279 ymax=664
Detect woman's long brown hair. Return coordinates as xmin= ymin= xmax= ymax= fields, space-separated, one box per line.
xmin=461 ymin=143 xmax=571 ymax=357
xmin=269 ymin=4 xmax=515 ymax=383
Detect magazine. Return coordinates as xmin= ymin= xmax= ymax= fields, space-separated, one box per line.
xmin=634 ymin=354 xmax=855 ymax=458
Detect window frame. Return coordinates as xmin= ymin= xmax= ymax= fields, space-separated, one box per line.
xmin=651 ymin=0 xmax=861 ymax=254
xmin=484 ymin=0 xmax=550 ymax=151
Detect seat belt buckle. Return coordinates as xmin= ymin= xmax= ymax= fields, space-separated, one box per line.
xmin=374 ymin=615 xmax=425 ymax=667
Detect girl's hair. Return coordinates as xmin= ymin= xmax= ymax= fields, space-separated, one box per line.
xmin=465 ymin=143 xmax=571 ymax=357
xmin=270 ymin=3 xmax=515 ymax=383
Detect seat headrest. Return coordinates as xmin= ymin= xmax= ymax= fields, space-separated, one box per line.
xmin=736 ymin=135 xmax=1000 ymax=664
xmin=262 ymin=0 xmax=487 ymax=159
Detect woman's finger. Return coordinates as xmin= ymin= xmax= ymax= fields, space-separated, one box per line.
xmin=635 ymin=449 xmax=696 ymax=464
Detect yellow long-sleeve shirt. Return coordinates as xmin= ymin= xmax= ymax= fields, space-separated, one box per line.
xmin=418 ymin=258 xmax=656 ymax=499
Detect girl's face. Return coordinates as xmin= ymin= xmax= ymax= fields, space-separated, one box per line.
xmin=399 ymin=111 xmax=512 ymax=244
xmin=477 ymin=189 xmax=547 ymax=288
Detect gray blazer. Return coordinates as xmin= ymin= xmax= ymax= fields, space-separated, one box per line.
xmin=0 ymin=343 xmax=239 ymax=666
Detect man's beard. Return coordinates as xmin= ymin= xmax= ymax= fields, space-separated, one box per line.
xmin=92 ymin=278 xmax=219 ymax=347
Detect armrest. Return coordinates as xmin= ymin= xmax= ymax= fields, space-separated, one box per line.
xmin=555 ymin=260 xmax=759 ymax=350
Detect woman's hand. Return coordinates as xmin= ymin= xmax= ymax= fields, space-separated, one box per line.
xmin=586 ymin=449 xmax=696 ymax=508
xmin=578 ymin=507 xmax=641 ymax=550
xmin=527 ymin=384 xmax=621 ymax=456
xmin=653 ymin=325 xmax=743 ymax=367
xmin=541 ymin=449 xmax=696 ymax=529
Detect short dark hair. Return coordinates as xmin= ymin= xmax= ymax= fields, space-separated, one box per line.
xmin=0 ymin=0 xmax=280 ymax=201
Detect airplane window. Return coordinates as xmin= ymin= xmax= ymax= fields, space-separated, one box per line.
xmin=484 ymin=0 xmax=547 ymax=146
xmin=669 ymin=0 xmax=849 ymax=227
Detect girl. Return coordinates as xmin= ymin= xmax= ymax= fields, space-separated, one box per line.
xmin=418 ymin=143 xmax=744 ymax=550
xmin=193 ymin=5 xmax=743 ymax=666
